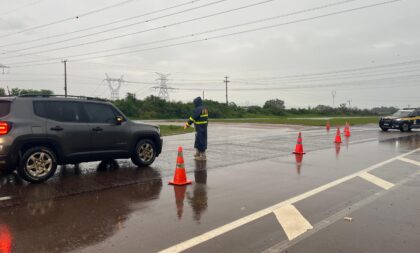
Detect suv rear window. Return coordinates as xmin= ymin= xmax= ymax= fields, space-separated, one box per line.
xmin=0 ymin=101 xmax=11 ymax=117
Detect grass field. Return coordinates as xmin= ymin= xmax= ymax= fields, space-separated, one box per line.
xmin=152 ymin=116 xmax=379 ymax=136
xmin=159 ymin=125 xmax=194 ymax=136
xmin=212 ymin=116 xmax=379 ymax=126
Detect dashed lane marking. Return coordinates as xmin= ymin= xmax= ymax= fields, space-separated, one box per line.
xmin=273 ymin=205 xmax=313 ymax=240
xmin=262 ymin=170 xmax=420 ymax=253
xmin=158 ymin=148 xmax=420 ymax=253
xmin=359 ymin=172 xmax=394 ymax=190
xmin=0 ymin=196 xmax=11 ymax=201
xmin=398 ymin=157 xmax=420 ymax=166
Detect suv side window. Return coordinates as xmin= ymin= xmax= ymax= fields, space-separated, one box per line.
xmin=34 ymin=101 xmax=88 ymax=122
xmin=84 ymin=103 xmax=116 ymax=123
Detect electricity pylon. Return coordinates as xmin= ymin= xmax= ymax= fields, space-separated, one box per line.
xmin=152 ymin=72 xmax=174 ymax=100
xmin=0 ymin=64 xmax=9 ymax=74
xmin=104 ymin=73 xmax=125 ymax=100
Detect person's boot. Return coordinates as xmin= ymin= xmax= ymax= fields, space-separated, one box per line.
xmin=194 ymin=149 xmax=200 ymax=159
xmin=197 ymin=152 xmax=207 ymax=161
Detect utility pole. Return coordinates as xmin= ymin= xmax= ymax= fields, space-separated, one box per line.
xmin=224 ymin=76 xmax=230 ymax=105
xmin=347 ymin=100 xmax=352 ymax=107
xmin=62 ymin=60 xmax=67 ymax=97
xmin=331 ymin=90 xmax=336 ymax=107
xmin=202 ymin=90 xmax=205 ymax=100
xmin=0 ymin=64 xmax=9 ymax=96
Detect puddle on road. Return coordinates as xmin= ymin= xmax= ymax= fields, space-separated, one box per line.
xmin=0 ymin=169 xmax=163 ymax=253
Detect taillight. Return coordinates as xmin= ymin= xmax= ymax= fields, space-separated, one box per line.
xmin=0 ymin=122 xmax=11 ymax=135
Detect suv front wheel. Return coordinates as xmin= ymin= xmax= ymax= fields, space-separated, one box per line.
xmin=18 ymin=147 xmax=58 ymax=183
xmin=131 ymin=139 xmax=156 ymax=167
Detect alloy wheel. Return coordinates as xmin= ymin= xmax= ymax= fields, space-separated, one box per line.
xmin=25 ymin=152 xmax=53 ymax=178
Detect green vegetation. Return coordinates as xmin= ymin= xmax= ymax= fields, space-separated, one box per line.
xmin=10 ymin=88 xmax=54 ymax=96
xmin=159 ymin=125 xmax=194 ymax=136
xmin=113 ymin=94 xmax=396 ymax=122
xmin=0 ymin=88 xmax=54 ymax=96
xmin=0 ymin=89 xmax=390 ymax=127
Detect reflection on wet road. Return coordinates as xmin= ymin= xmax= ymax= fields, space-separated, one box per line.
xmin=0 ymin=123 xmax=419 ymax=253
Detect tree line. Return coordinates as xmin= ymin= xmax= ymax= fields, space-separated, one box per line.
xmin=0 ymin=88 xmax=398 ymax=118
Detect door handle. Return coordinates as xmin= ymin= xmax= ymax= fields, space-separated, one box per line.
xmin=92 ymin=127 xmax=103 ymax=132
xmin=50 ymin=126 xmax=63 ymax=131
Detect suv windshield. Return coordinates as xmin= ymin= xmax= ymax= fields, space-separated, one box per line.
xmin=392 ymin=110 xmax=414 ymax=118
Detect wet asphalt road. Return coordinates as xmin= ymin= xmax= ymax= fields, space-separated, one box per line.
xmin=0 ymin=123 xmax=419 ymax=253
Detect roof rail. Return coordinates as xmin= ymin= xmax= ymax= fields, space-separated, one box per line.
xmin=18 ymin=94 xmax=109 ymax=102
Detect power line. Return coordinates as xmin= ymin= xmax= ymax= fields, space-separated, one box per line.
xmin=1 ymin=0 xmax=246 ymax=56
xmin=69 ymin=0 xmax=406 ymax=64
xmin=0 ymin=0 xmax=138 ymax=39
xmin=0 ymin=0 xmax=48 ymax=16
xmin=173 ymin=73 xmax=420 ymax=91
xmin=232 ymin=67 xmax=420 ymax=86
xmin=6 ymin=0 xmax=395 ymax=66
xmin=0 ymin=0 xmax=204 ymax=48
xmin=160 ymin=64 xmax=420 ymax=83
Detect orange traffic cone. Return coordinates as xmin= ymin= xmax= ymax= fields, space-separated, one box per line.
xmin=293 ymin=132 xmax=306 ymax=154
xmin=344 ymin=122 xmax=351 ymax=137
xmin=326 ymin=121 xmax=331 ymax=132
xmin=334 ymin=128 xmax=342 ymax=143
xmin=169 ymin=146 xmax=192 ymax=186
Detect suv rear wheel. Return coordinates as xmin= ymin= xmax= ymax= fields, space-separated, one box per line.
xmin=131 ymin=139 xmax=156 ymax=167
xmin=18 ymin=147 xmax=58 ymax=183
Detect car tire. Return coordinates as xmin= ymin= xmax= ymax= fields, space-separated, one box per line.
xmin=131 ymin=139 xmax=156 ymax=167
xmin=380 ymin=127 xmax=389 ymax=131
xmin=17 ymin=147 xmax=58 ymax=183
xmin=400 ymin=123 xmax=410 ymax=132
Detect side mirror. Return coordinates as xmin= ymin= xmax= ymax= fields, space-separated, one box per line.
xmin=116 ymin=116 xmax=124 ymax=125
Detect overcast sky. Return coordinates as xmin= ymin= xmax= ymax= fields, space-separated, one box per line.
xmin=0 ymin=0 xmax=419 ymax=108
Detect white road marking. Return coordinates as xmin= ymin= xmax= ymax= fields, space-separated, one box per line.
xmin=359 ymin=172 xmax=394 ymax=190
xmin=398 ymin=157 xmax=420 ymax=166
xmin=262 ymin=170 xmax=420 ymax=253
xmin=273 ymin=205 xmax=313 ymax=240
xmin=0 ymin=196 xmax=11 ymax=201
xmin=158 ymin=148 xmax=420 ymax=253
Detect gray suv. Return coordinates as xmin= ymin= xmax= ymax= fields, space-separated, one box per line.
xmin=0 ymin=95 xmax=162 ymax=183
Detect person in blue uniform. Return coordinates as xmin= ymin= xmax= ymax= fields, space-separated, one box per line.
xmin=184 ymin=97 xmax=208 ymax=160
